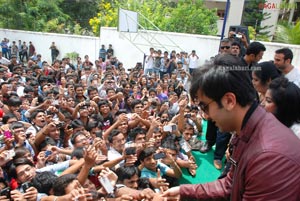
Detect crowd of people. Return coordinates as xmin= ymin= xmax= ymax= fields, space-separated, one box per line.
xmin=0 ymin=30 xmax=299 ymax=201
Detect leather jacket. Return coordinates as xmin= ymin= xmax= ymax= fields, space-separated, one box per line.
xmin=180 ymin=106 xmax=300 ymax=201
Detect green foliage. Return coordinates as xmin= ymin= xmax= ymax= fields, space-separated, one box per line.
xmin=274 ymin=21 xmax=300 ymax=44
xmin=242 ymin=0 xmax=272 ymax=40
xmin=0 ymin=0 xmax=88 ymax=34
xmin=89 ymin=0 xmax=218 ymax=36
xmin=65 ymin=52 xmax=79 ymax=63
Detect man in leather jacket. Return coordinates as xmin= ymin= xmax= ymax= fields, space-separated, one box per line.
xmin=161 ymin=54 xmax=300 ymax=201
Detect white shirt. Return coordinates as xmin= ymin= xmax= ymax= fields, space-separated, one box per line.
xmin=145 ymin=55 xmax=154 ymax=70
xmin=108 ymin=147 xmax=124 ymax=169
xmin=285 ymin=67 xmax=300 ymax=87
xmin=189 ymin=55 xmax=198 ymax=69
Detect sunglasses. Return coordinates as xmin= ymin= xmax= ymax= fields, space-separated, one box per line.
xmin=221 ymin=46 xmax=231 ymax=49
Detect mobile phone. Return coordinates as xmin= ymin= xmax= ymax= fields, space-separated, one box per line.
xmin=0 ymin=187 xmax=10 ymax=199
xmin=179 ymin=138 xmax=191 ymax=153
xmin=45 ymin=150 xmax=52 ymax=157
xmin=98 ymin=177 xmax=114 ymax=194
xmin=153 ymin=152 xmax=166 ymax=160
xmin=21 ymin=182 xmax=32 ymax=193
xmin=95 ymin=130 xmax=103 ymax=139
xmin=184 ymin=113 xmax=191 ymax=118
xmin=163 ymin=125 xmax=177 ymax=132
xmin=3 ymin=131 xmax=12 ymax=139
xmin=125 ymin=147 xmax=136 ymax=155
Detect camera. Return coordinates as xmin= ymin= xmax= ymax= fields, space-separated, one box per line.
xmin=21 ymin=182 xmax=32 ymax=193
xmin=125 ymin=147 xmax=136 ymax=155
xmin=0 ymin=187 xmax=10 ymax=199
xmin=55 ymin=121 xmax=65 ymax=128
xmin=153 ymin=152 xmax=166 ymax=160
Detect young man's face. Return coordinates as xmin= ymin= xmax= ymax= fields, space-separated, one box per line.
xmin=133 ymin=103 xmax=143 ymax=115
xmin=134 ymin=133 xmax=146 ymax=144
xmin=141 ymin=154 xmax=157 ymax=171
xmin=111 ymin=133 xmax=125 ymax=153
xmin=123 ymin=174 xmax=139 ymax=189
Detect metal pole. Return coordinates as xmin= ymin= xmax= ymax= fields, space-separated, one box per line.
xmin=221 ymin=0 xmax=231 ymax=40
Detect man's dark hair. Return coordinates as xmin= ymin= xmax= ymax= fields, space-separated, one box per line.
xmin=148 ymin=88 xmax=157 ymax=95
xmin=138 ymin=147 xmax=155 ymax=162
xmin=116 ymin=166 xmax=139 ymax=182
xmin=10 ymin=121 xmax=23 ymax=132
xmin=245 ymin=42 xmax=266 ymax=56
xmin=108 ymin=129 xmax=122 ymax=143
xmin=32 ymin=171 xmax=58 ymax=194
xmin=7 ymin=96 xmax=22 ymax=107
xmin=275 ymin=48 xmax=293 ymax=62
xmin=129 ymin=127 xmax=146 ymax=141
xmin=71 ymin=147 xmax=84 ymax=159
xmin=231 ymin=41 xmax=241 ymax=49
xmin=70 ymin=131 xmax=85 ymax=145
xmin=24 ymin=85 xmax=34 ymax=93
xmin=53 ymin=174 xmax=77 ymax=196
xmin=2 ymin=113 xmax=17 ymax=124
xmin=190 ymin=54 xmax=256 ymax=107
xmin=9 ymin=158 xmax=35 ymax=179
xmin=87 ymin=86 xmax=98 ymax=95
xmin=269 ymin=76 xmax=300 ymax=128
xmin=70 ymin=119 xmax=84 ymax=129
xmin=30 ymin=109 xmax=45 ymax=120
xmin=131 ymin=99 xmax=143 ymax=110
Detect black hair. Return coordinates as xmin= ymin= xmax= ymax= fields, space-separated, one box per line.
xmin=245 ymin=42 xmax=266 ymax=56
xmin=231 ymin=41 xmax=241 ymax=49
xmin=275 ymin=48 xmax=293 ymax=62
xmin=7 ymin=96 xmax=22 ymax=107
xmin=129 ymin=127 xmax=146 ymax=141
xmin=98 ymin=99 xmax=109 ymax=108
xmin=13 ymin=147 xmax=31 ymax=161
xmin=148 ymin=88 xmax=157 ymax=95
xmin=138 ymin=147 xmax=155 ymax=162
xmin=87 ymin=86 xmax=98 ymax=95
xmin=23 ymin=85 xmax=34 ymax=93
xmin=253 ymin=61 xmax=281 ymax=86
xmin=190 ymin=54 xmax=256 ymax=107
xmin=71 ymin=147 xmax=84 ymax=159
xmin=70 ymin=131 xmax=85 ymax=145
xmin=161 ymin=140 xmax=178 ymax=152
xmin=10 ymin=121 xmax=24 ymax=132
xmin=32 ymin=171 xmax=58 ymax=194
xmin=108 ymin=129 xmax=122 ymax=143
xmin=53 ymin=174 xmax=77 ymax=196
xmin=268 ymin=77 xmax=300 ymax=127
xmin=70 ymin=119 xmax=84 ymax=129
xmin=115 ymin=166 xmax=139 ymax=182
xmin=2 ymin=113 xmax=17 ymax=124
xmin=131 ymin=99 xmax=143 ymax=110
xmin=30 ymin=109 xmax=45 ymax=121
xmin=9 ymin=158 xmax=35 ymax=179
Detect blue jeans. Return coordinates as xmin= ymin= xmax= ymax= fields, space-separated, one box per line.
xmin=214 ymin=130 xmax=231 ymax=160
xmin=144 ymin=68 xmax=153 ymax=75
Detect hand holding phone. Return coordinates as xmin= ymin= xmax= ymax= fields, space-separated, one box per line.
xmin=98 ymin=177 xmax=114 ymax=194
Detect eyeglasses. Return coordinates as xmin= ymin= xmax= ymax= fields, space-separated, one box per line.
xmin=220 ymin=46 xmax=231 ymax=49
xmin=199 ymin=100 xmax=215 ymax=114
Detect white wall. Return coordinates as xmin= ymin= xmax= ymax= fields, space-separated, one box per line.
xmin=0 ymin=28 xmax=100 ymax=64
xmin=1 ymin=27 xmax=300 ymax=71
xmin=100 ymin=27 xmax=300 ymax=69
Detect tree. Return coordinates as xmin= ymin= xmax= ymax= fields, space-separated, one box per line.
xmin=241 ymin=0 xmax=272 ymax=40
xmin=89 ymin=0 xmax=218 ymax=36
xmin=273 ymin=20 xmax=300 ymax=44
xmin=0 ymin=0 xmax=88 ymax=34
